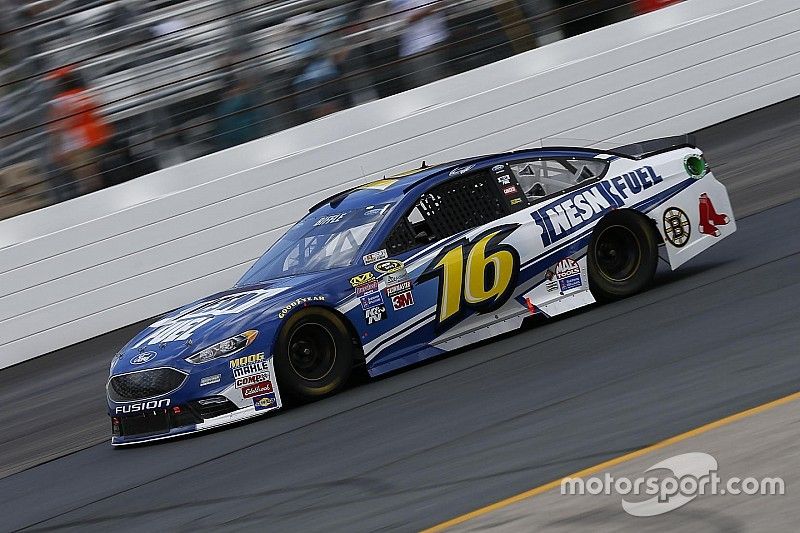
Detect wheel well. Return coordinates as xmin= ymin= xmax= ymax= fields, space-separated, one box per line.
xmin=597 ymin=208 xmax=663 ymax=245
xmin=280 ymin=305 xmax=365 ymax=365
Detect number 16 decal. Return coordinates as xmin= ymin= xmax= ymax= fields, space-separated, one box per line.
xmin=420 ymin=225 xmax=520 ymax=329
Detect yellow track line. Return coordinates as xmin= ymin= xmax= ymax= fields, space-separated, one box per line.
xmin=422 ymin=389 xmax=800 ymax=532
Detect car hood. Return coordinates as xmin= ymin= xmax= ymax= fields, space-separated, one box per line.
xmin=111 ymin=272 xmax=337 ymax=374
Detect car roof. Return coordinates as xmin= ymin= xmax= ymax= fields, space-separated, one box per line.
xmin=309 ymin=147 xmax=614 ymax=214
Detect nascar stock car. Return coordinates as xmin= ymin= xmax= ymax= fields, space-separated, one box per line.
xmin=107 ymin=136 xmax=736 ymax=444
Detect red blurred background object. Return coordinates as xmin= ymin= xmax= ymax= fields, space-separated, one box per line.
xmin=634 ymin=0 xmax=683 ymax=14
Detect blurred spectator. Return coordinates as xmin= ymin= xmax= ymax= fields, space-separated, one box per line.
xmin=391 ymin=0 xmax=451 ymax=89
xmin=47 ymin=66 xmax=111 ymax=197
xmin=213 ymin=75 xmax=265 ymax=150
xmin=289 ymin=13 xmax=345 ymax=120
xmin=337 ymin=1 xmax=380 ymax=106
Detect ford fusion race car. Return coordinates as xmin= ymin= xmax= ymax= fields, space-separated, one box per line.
xmin=108 ymin=136 xmax=736 ymax=444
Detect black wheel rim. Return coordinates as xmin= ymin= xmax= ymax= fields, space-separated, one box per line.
xmin=287 ymin=323 xmax=336 ymax=381
xmin=594 ymin=225 xmax=641 ymax=282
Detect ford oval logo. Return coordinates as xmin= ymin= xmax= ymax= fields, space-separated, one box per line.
xmin=130 ymin=351 xmax=157 ymax=365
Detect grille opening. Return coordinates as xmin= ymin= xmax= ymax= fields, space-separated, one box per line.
xmin=108 ymin=368 xmax=187 ymax=402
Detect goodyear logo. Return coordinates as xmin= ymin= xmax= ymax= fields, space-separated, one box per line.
xmin=350 ymin=272 xmax=375 ymax=287
xmin=278 ymin=296 xmax=325 ymax=318
xmin=531 ymin=166 xmax=664 ymax=247
xmin=230 ymin=353 xmax=264 ymax=369
xmin=374 ymin=259 xmax=404 ymax=274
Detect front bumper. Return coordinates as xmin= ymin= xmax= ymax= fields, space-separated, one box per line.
xmin=110 ymin=397 xmax=279 ymax=445
xmin=109 ymin=355 xmax=282 ymax=445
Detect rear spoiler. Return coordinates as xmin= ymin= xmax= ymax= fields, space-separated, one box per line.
xmin=612 ymin=134 xmax=697 ymax=160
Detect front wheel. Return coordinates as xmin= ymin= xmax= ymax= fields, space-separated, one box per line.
xmin=274 ymin=308 xmax=354 ymax=401
xmin=587 ymin=211 xmax=659 ymax=301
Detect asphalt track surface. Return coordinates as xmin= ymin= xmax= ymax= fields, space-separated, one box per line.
xmin=1 ymin=97 xmax=800 ymax=532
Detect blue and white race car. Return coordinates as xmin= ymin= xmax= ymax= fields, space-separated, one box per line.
xmin=107 ymin=137 xmax=736 ymax=444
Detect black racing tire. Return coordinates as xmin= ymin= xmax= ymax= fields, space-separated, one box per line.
xmin=587 ymin=211 xmax=659 ymax=301
xmin=274 ymin=308 xmax=353 ymax=401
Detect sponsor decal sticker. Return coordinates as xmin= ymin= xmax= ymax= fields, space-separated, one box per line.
xmin=362 ymin=249 xmax=388 ymax=265
xmin=235 ymin=373 xmax=270 ymax=387
xmin=134 ymin=288 xmax=286 ymax=348
xmin=365 ymin=305 xmax=388 ymax=324
xmin=503 ymin=185 xmax=518 ymax=196
xmin=230 ymin=353 xmax=270 ymax=379
xmin=115 ymin=398 xmax=170 ymax=414
xmin=544 ymin=270 xmax=559 ymax=292
xmin=552 ymin=258 xmax=582 ymax=292
xmin=278 ymin=296 xmax=326 ymax=318
xmin=374 ymin=259 xmax=404 ymax=274
xmin=384 ymin=269 xmax=408 ymax=285
xmin=355 ymin=280 xmax=379 ymax=296
xmin=663 ymin=207 xmax=690 ymax=247
xmin=364 ymin=204 xmax=391 ymax=217
xmin=497 ymin=175 xmax=511 ymax=186
xmin=360 ymin=292 xmax=384 ymax=310
xmin=698 ymin=193 xmax=730 ymax=237
xmin=450 ymin=164 xmax=476 ymax=176
xmin=530 ymin=166 xmax=664 ymax=247
xmin=253 ymin=393 xmax=278 ymax=411
xmin=510 ymin=198 xmax=523 ymax=205
xmin=350 ymin=272 xmax=376 ymax=287
xmin=391 ymin=291 xmax=415 ymax=311
xmin=385 ymin=280 xmax=413 ymax=297
xmin=492 ymin=164 xmax=506 ymax=173
xmin=313 ymin=213 xmax=347 ymax=226
xmin=241 ymin=381 xmax=273 ymax=399
xmin=130 ymin=351 xmax=156 ymax=365
xmin=200 ymin=374 xmax=221 ymax=387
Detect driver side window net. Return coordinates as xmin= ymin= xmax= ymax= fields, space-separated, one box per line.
xmin=512 ymin=158 xmax=607 ymax=202
xmin=385 ymin=172 xmax=506 ymax=255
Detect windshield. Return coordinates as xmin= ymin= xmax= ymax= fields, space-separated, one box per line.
xmin=238 ymin=204 xmax=392 ymax=284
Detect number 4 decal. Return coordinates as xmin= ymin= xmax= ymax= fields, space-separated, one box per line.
xmin=420 ymin=225 xmax=520 ymax=329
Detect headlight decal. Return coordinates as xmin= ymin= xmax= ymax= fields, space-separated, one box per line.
xmin=185 ymin=330 xmax=258 ymax=364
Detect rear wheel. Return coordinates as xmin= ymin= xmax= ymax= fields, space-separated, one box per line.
xmin=274 ymin=308 xmax=353 ymax=401
xmin=588 ymin=211 xmax=659 ymax=301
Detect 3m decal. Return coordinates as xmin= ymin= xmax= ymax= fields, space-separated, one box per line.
xmin=531 ymin=166 xmax=664 ymax=247
xmin=360 ymin=292 xmax=384 ymax=310
xmin=698 ymin=193 xmax=730 ymax=237
xmin=391 ymin=291 xmax=415 ymax=311
xmin=374 ymin=259 xmax=404 ymax=274
xmin=363 ymin=249 xmax=388 ymax=265
xmin=253 ymin=393 xmax=278 ymax=411
xmin=420 ymin=225 xmax=520 ymax=327
xmin=350 ymin=272 xmax=376 ymax=287
xmin=355 ymin=280 xmax=379 ymax=296
xmin=365 ymin=305 xmax=388 ymax=324
xmin=663 ymin=207 xmax=690 ymax=247
xmin=130 ymin=351 xmax=156 ymax=365
xmin=278 ymin=296 xmax=326 ymax=318
xmin=241 ymin=381 xmax=273 ymax=399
